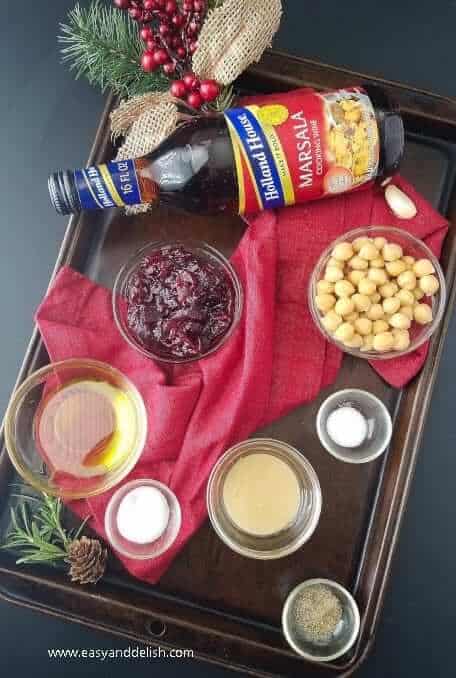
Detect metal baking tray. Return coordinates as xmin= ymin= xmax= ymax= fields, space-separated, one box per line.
xmin=1 ymin=50 xmax=456 ymax=677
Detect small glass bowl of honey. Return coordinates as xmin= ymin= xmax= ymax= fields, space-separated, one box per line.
xmin=4 ymin=359 xmax=147 ymax=499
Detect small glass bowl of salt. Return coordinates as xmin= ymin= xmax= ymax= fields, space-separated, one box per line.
xmin=104 ymin=479 xmax=181 ymax=559
xmin=316 ymin=389 xmax=392 ymax=464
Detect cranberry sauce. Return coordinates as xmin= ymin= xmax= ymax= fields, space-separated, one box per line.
xmin=125 ymin=245 xmax=237 ymax=360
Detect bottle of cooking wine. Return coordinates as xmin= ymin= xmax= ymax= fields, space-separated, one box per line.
xmin=48 ymin=86 xmax=404 ymax=216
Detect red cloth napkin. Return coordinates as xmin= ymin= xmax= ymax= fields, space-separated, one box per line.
xmin=35 ymin=177 xmax=447 ymax=584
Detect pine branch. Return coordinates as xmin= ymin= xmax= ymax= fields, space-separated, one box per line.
xmin=59 ymin=1 xmax=169 ymax=99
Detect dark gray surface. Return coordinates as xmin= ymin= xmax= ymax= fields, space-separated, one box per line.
xmin=1 ymin=1 xmax=455 ymax=676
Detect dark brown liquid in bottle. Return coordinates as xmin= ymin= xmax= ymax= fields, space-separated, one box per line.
xmin=136 ymin=116 xmax=238 ymax=214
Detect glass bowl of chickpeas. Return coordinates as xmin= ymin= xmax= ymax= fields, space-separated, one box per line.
xmin=309 ymin=226 xmax=446 ymax=359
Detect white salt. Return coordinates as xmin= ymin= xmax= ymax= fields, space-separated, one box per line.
xmin=116 ymin=486 xmax=170 ymax=545
xmin=326 ymin=406 xmax=367 ymax=448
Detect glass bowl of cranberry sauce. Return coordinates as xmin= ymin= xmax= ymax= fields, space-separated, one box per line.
xmin=113 ymin=240 xmax=243 ymax=364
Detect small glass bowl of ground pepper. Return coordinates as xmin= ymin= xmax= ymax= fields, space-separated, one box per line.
xmin=113 ymin=240 xmax=243 ymax=363
xmin=282 ymin=578 xmax=360 ymax=662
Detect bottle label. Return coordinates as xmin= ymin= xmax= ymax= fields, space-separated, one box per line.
xmin=224 ymin=88 xmax=380 ymax=214
xmin=74 ymin=159 xmax=151 ymax=210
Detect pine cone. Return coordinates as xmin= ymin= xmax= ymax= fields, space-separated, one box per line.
xmin=67 ymin=536 xmax=107 ymax=585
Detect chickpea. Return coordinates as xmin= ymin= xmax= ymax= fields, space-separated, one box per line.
xmin=386 ymin=259 xmax=407 ymax=277
xmin=395 ymin=289 xmax=415 ymax=307
xmin=403 ymin=255 xmax=415 ymax=268
xmin=373 ymin=331 xmax=395 ymax=352
xmin=355 ymin=317 xmax=373 ymax=336
xmin=316 ymin=293 xmax=336 ymax=313
xmin=413 ymin=258 xmax=435 ymax=277
xmin=367 ymin=268 xmax=388 ymax=286
xmin=383 ymin=297 xmax=401 ymax=315
xmin=345 ymin=311 xmax=359 ymax=322
xmin=419 ymin=274 xmax=440 ymax=296
xmin=389 ymin=312 xmax=412 ymax=330
xmin=361 ymin=334 xmax=374 ymax=352
xmin=358 ymin=278 xmax=377 ymax=296
xmin=352 ymin=236 xmax=371 ymax=252
xmin=334 ymin=322 xmax=355 ymax=342
xmin=348 ymin=269 xmax=367 ymax=286
xmin=367 ymin=303 xmax=384 ymax=321
xmin=352 ymin=293 xmax=371 ymax=313
xmin=334 ymin=280 xmax=355 ymax=297
xmin=392 ymin=329 xmax=411 ymax=351
xmin=414 ymin=287 xmax=425 ymax=301
xmin=359 ymin=242 xmax=379 ymax=261
xmin=370 ymin=257 xmax=385 ymax=268
xmin=414 ymin=303 xmax=433 ymax=325
xmin=325 ymin=267 xmax=344 ymax=283
xmin=327 ymin=257 xmax=345 ymax=269
xmin=335 ymin=297 xmax=355 ymax=317
xmin=382 ymin=243 xmax=403 ymax=261
xmin=344 ymin=333 xmax=363 ymax=348
xmin=373 ymin=319 xmax=389 ymax=334
xmin=322 ymin=310 xmax=343 ymax=332
xmin=379 ymin=282 xmax=398 ymax=298
xmin=401 ymin=306 xmax=414 ymax=320
xmin=332 ymin=242 xmax=354 ymax=261
xmin=348 ymin=255 xmax=369 ymax=270
xmin=374 ymin=237 xmax=387 ymax=250
xmin=317 ymin=279 xmax=335 ymax=295
xmin=371 ymin=292 xmax=381 ymax=303
xmin=397 ymin=270 xmax=417 ymax=291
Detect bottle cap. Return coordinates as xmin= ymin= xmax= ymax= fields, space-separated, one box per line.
xmin=48 ymin=171 xmax=81 ymax=215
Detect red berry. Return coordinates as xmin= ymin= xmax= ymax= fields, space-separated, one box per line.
xmin=128 ymin=7 xmax=143 ymax=21
xmin=199 ymin=79 xmax=220 ymax=102
xmin=182 ymin=0 xmax=193 ymax=10
xmin=165 ymin=0 xmax=177 ymax=13
xmin=176 ymin=46 xmax=186 ymax=59
xmin=143 ymin=0 xmax=156 ymax=8
xmin=113 ymin=0 xmax=130 ymax=9
xmin=171 ymin=13 xmax=184 ymax=27
xmin=153 ymin=48 xmax=169 ymax=65
xmin=170 ymin=80 xmax=187 ymax=98
xmin=163 ymin=61 xmax=177 ymax=75
xmin=187 ymin=92 xmax=203 ymax=108
xmin=159 ymin=22 xmax=170 ymax=36
xmin=141 ymin=51 xmax=158 ymax=72
xmin=154 ymin=0 xmax=165 ymax=7
xmin=171 ymin=35 xmax=182 ymax=47
xmin=146 ymin=38 xmax=157 ymax=51
xmin=188 ymin=20 xmax=199 ymax=34
xmin=189 ymin=41 xmax=198 ymax=53
xmin=193 ymin=0 xmax=205 ymax=10
xmin=183 ymin=72 xmax=197 ymax=90
xmin=140 ymin=26 xmax=153 ymax=41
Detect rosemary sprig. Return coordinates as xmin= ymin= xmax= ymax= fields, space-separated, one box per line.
xmin=2 ymin=490 xmax=90 ymax=567
xmin=59 ymin=1 xmax=169 ymax=99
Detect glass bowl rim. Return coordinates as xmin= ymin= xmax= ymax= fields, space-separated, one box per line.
xmin=206 ymin=438 xmax=322 ymax=560
xmin=308 ymin=225 xmax=447 ymax=360
xmin=4 ymin=358 xmax=148 ymax=500
xmin=281 ymin=577 xmax=360 ymax=661
xmin=112 ymin=238 xmax=244 ymax=364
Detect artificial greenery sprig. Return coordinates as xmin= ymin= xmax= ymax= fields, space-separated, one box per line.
xmin=59 ymin=1 xmax=169 ymax=99
xmin=2 ymin=488 xmax=89 ymax=566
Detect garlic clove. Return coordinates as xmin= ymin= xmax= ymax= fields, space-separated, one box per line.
xmin=384 ymin=184 xmax=418 ymax=220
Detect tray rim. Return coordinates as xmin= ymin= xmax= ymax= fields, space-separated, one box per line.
xmin=1 ymin=49 xmax=456 ymax=677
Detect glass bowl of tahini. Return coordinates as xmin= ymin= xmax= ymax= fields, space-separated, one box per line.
xmin=207 ymin=439 xmax=322 ymax=560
